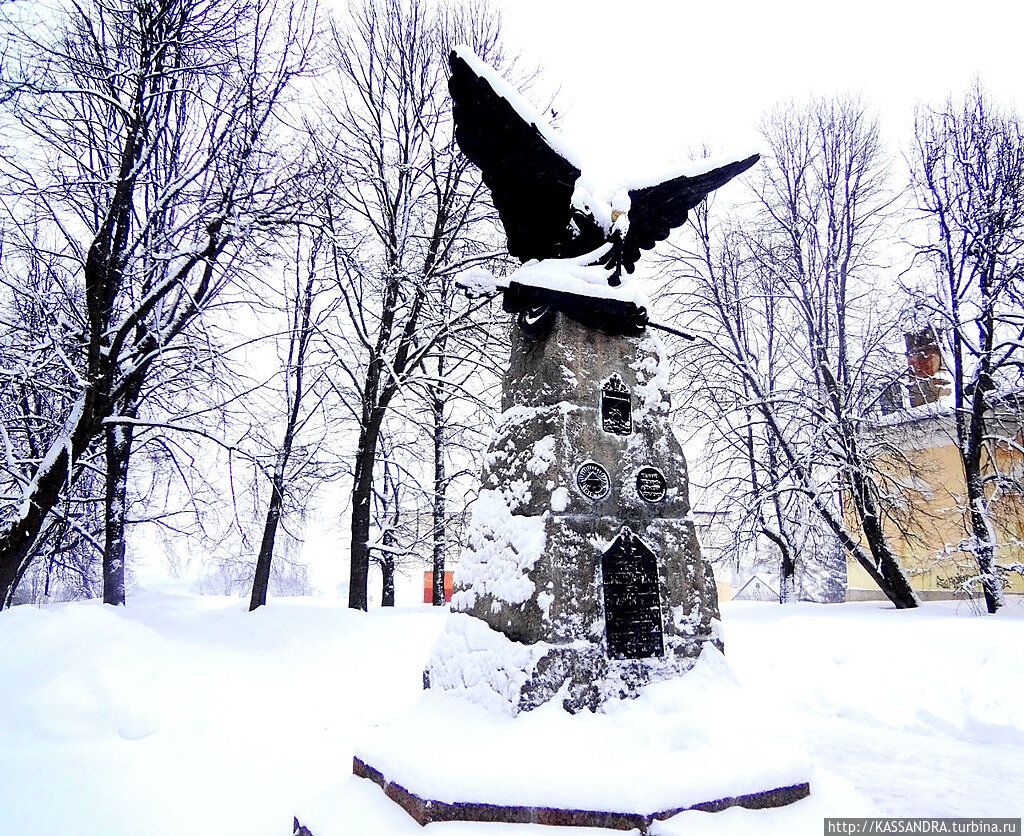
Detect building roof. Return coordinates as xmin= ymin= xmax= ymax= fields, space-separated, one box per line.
xmin=732 ymin=573 xmax=780 ymax=601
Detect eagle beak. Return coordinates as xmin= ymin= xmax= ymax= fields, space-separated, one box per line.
xmin=611 ymin=209 xmax=624 ymax=222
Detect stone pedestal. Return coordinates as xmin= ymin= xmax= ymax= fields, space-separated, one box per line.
xmin=346 ymin=315 xmax=812 ymax=832
xmin=424 ymin=314 xmax=721 ymax=714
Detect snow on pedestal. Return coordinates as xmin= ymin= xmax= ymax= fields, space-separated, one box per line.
xmin=424 ymin=313 xmax=722 ymax=714
xmin=355 ymin=647 xmax=810 ymax=828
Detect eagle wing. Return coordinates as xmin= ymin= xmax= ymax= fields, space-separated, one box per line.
xmin=448 ymin=49 xmax=584 ymax=262
xmin=621 ymin=153 xmax=759 ymax=273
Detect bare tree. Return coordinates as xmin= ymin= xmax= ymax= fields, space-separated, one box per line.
xmin=668 ymin=213 xmax=807 ymax=601
xmin=909 ymin=83 xmax=1024 ymax=613
xmin=0 ymin=0 xmax=314 ymax=607
xmin=424 ymin=352 xmax=501 ymax=606
xmin=0 ymin=231 xmax=107 ymax=603
xmin=249 ymin=212 xmax=340 ymax=610
xmin=317 ymin=0 xmax=509 ymax=610
xmin=666 ymin=98 xmax=920 ymax=608
xmin=366 ymin=427 xmax=418 ymax=607
xmin=406 ymin=269 xmax=506 ymax=605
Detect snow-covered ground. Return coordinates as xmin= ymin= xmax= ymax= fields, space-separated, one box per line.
xmin=1 ymin=594 xmax=1021 ymax=835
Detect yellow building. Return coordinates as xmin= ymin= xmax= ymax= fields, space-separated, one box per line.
xmin=849 ymin=329 xmax=1024 ymax=600
xmin=850 ymin=407 xmax=1024 ymax=599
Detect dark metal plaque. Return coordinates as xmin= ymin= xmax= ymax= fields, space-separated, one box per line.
xmin=576 ymin=461 xmax=611 ymax=501
xmin=635 ymin=466 xmax=667 ymax=503
xmin=601 ymin=375 xmax=632 ymax=435
xmin=601 ymin=527 xmax=664 ymax=659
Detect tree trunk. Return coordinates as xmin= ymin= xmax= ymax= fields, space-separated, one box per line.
xmin=0 ymin=397 xmax=97 ymax=608
xmin=966 ymin=483 xmax=1002 ymax=613
xmin=847 ymin=473 xmax=919 ymax=608
xmin=431 ymin=387 xmax=446 ymax=606
xmin=102 ymin=393 xmax=139 ymax=606
xmin=378 ymin=522 xmax=399 ymax=608
xmin=819 ymin=361 xmax=919 ymax=610
xmin=346 ymin=268 xmax=396 ymax=612
xmin=779 ymin=552 xmax=796 ymax=603
xmin=763 ymin=527 xmax=795 ymax=603
xmin=766 ymin=439 xmax=797 ymax=603
xmin=348 ymin=422 xmax=381 ymax=610
xmin=844 ymin=468 xmax=919 ymax=608
xmin=2 ymin=541 xmax=34 ymax=609
xmin=249 ymin=472 xmax=285 ymax=611
xmin=250 ymin=263 xmax=316 ymax=611
xmin=963 ymin=385 xmax=1003 ymax=613
xmin=380 ymin=554 xmax=395 ymax=607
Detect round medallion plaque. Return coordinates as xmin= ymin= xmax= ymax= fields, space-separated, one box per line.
xmin=635 ymin=466 xmax=667 ymax=503
xmin=576 ymin=461 xmax=611 ymax=501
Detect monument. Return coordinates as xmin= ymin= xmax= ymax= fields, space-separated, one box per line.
xmin=347 ymin=47 xmax=811 ymax=831
xmin=420 ymin=47 xmax=755 ymax=715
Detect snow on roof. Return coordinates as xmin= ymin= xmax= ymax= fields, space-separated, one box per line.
xmin=867 ymin=385 xmax=1024 ymax=431
xmin=866 ymin=396 xmax=956 ymax=429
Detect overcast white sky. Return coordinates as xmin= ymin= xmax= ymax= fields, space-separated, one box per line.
xmin=493 ymin=0 xmax=1022 ymax=183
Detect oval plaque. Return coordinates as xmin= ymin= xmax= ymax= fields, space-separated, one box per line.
xmin=635 ymin=466 xmax=667 ymax=503
xmin=576 ymin=461 xmax=611 ymax=501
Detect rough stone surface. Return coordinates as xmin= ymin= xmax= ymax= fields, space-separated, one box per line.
xmin=425 ymin=314 xmax=721 ymax=713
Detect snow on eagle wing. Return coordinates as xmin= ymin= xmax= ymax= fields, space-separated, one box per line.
xmin=448 ymin=49 xmax=582 ymax=263
xmin=621 ymin=153 xmax=760 ymax=273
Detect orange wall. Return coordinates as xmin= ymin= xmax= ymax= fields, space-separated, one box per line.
xmin=423 ymin=571 xmax=454 ymax=604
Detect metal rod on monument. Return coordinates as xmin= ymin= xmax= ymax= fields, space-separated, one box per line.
xmin=646 ymin=320 xmax=696 ymax=341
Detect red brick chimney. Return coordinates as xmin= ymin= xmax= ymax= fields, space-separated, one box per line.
xmin=905 ymin=326 xmax=951 ymax=407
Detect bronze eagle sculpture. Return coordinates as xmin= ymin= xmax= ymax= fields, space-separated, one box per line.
xmin=449 ymin=48 xmax=758 ymax=338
